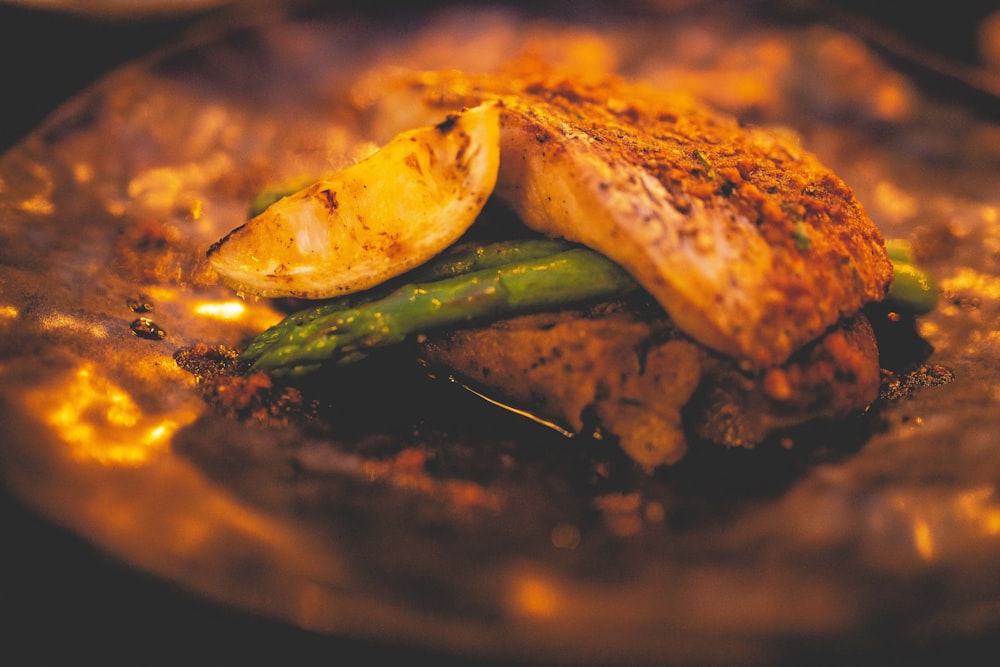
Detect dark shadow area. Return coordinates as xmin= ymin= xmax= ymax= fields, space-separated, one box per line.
xmin=0 ymin=4 xmax=206 ymax=153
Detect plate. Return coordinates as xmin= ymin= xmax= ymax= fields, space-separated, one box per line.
xmin=2 ymin=2 xmax=1000 ymax=664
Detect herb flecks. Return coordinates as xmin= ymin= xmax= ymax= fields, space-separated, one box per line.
xmin=792 ymin=221 xmax=812 ymax=251
xmin=692 ymin=149 xmax=716 ymax=180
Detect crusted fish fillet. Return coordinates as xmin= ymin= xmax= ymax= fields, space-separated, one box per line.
xmin=354 ymin=64 xmax=893 ymax=368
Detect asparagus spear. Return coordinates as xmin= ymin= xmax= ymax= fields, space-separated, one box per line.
xmin=883 ymin=239 xmax=939 ymax=315
xmin=241 ymin=238 xmax=577 ymax=361
xmin=241 ymin=235 xmax=938 ymax=377
xmin=247 ymin=173 xmax=323 ymax=219
xmin=245 ymin=246 xmax=639 ymax=377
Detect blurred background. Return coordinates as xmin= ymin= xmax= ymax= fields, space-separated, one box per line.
xmin=1 ymin=0 xmax=998 ymax=662
xmin=1 ymin=0 xmax=998 ymax=155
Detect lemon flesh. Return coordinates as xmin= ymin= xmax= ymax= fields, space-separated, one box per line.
xmin=207 ymin=103 xmax=501 ymax=299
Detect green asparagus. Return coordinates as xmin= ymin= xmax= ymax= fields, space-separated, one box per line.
xmin=247 ymin=174 xmax=323 ymax=219
xmin=240 ymin=238 xmax=580 ymax=361
xmin=884 ymin=238 xmax=916 ymax=264
xmin=241 ymin=235 xmax=939 ymax=378
xmin=244 ymin=243 xmax=639 ymax=376
xmin=886 ymin=260 xmax=938 ymax=315
xmin=884 ymin=239 xmax=939 ymax=315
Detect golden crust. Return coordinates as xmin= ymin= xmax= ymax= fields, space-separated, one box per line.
xmin=357 ymin=63 xmax=893 ymax=367
xmin=692 ymin=313 xmax=882 ymax=447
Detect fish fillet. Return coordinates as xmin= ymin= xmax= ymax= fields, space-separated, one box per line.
xmin=354 ymin=63 xmax=893 ymax=368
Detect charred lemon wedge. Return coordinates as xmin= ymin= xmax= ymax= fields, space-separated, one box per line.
xmin=207 ymin=102 xmax=501 ymax=299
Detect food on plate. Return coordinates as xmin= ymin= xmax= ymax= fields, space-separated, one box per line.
xmin=207 ymin=102 xmax=501 ymax=299
xmin=239 ymin=239 xmax=638 ymax=377
xmin=206 ymin=63 xmax=936 ymax=470
xmin=351 ymin=64 xmax=894 ymax=368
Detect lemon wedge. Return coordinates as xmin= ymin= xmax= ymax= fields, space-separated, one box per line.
xmin=207 ymin=102 xmax=501 ymax=299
